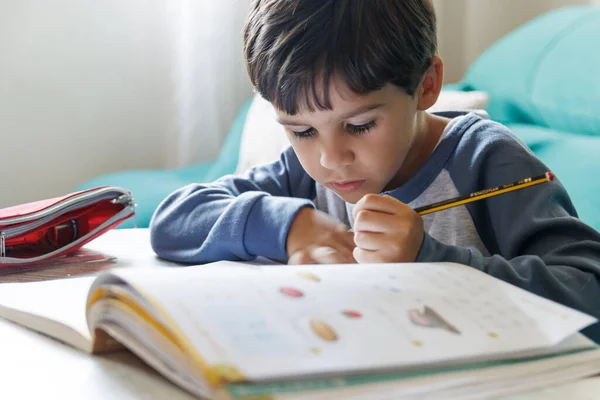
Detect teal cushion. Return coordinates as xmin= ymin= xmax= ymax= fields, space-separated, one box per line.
xmin=461 ymin=5 xmax=600 ymax=136
xmin=532 ymin=11 xmax=600 ymax=136
xmin=508 ymin=123 xmax=600 ymax=231
xmin=75 ymin=98 xmax=253 ymax=228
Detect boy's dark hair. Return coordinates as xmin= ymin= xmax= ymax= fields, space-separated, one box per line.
xmin=243 ymin=0 xmax=437 ymax=115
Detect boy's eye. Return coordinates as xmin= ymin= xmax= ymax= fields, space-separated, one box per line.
xmin=291 ymin=127 xmax=316 ymax=140
xmin=347 ymin=120 xmax=376 ymax=135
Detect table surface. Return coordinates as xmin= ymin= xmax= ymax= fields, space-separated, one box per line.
xmin=0 ymin=228 xmax=599 ymax=400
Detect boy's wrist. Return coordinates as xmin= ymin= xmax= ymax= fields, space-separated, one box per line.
xmin=285 ymin=207 xmax=351 ymax=257
xmin=286 ymin=207 xmax=323 ymax=256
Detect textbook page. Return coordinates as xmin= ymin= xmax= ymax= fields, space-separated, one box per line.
xmin=0 ymin=277 xmax=95 ymax=352
xmin=108 ymin=261 xmax=596 ymax=381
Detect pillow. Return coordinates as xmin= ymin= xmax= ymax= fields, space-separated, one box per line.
xmin=427 ymin=90 xmax=488 ymax=113
xmin=235 ymin=90 xmax=489 ymax=174
xmin=461 ymin=6 xmax=600 ymax=135
xmin=236 ymin=93 xmax=290 ymax=175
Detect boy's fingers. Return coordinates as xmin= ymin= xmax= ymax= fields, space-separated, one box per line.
xmin=353 ymin=247 xmax=382 ymax=264
xmin=354 ymin=210 xmax=398 ymax=233
xmin=311 ymin=246 xmax=356 ymax=264
xmin=353 ymin=194 xmax=402 ymax=220
xmin=353 ymin=231 xmax=385 ymax=251
xmin=333 ymin=224 xmax=356 ymax=250
xmin=288 ymin=249 xmax=316 ymax=265
xmin=340 ymin=231 xmax=356 ymax=250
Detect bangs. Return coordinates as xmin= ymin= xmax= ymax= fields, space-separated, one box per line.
xmin=244 ymin=0 xmax=436 ymax=115
xmin=270 ymin=58 xmax=386 ymax=116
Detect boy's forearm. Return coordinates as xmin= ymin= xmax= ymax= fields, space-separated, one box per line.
xmin=149 ymin=183 xmax=260 ymax=263
xmin=149 ymin=182 xmax=313 ymax=264
xmin=149 ymin=149 xmax=316 ymax=264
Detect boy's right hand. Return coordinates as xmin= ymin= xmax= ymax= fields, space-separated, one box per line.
xmin=286 ymin=207 xmax=356 ymax=264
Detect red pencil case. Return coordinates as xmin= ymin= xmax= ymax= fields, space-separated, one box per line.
xmin=0 ymin=186 xmax=135 ymax=267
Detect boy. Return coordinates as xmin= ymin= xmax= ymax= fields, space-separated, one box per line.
xmin=150 ymin=0 xmax=600 ymax=340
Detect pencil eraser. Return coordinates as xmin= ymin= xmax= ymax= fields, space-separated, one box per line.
xmin=546 ymin=171 xmax=555 ymax=181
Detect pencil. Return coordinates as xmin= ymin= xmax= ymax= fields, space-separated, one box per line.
xmin=414 ymin=172 xmax=554 ymax=216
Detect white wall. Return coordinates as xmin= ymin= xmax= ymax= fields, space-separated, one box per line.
xmin=1 ymin=0 xmax=598 ymax=208
xmin=0 ymin=0 xmax=253 ymax=208
xmin=0 ymin=0 xmax=173 ymax=207
xmin=435 ymin=0 xmax=599 ymax=83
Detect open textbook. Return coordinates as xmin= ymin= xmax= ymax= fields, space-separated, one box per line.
xmin=0 ymin=261 xmax=599 ymax=399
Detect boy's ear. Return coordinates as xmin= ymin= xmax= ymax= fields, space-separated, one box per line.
xmin=416 ymin=55 xmax=444 ymax=111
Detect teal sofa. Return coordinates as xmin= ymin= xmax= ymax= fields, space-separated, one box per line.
xmin=75 ymin=99 xmax=253 ymax=229
xmin=450 ymin=5 xmax=600 ymax=233
xmin=75 ymin=5 xmax=600 ymax=232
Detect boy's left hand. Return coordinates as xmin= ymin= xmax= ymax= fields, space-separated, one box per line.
xmin=352 ymin=194 xmax=424 ymax=263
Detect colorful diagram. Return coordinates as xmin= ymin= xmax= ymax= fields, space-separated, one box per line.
xmin=342 ymin=310 xmax=362 ymax=319
xmin=309 ymin=319 xmax=338 ymax=342
xmin=298 ymin=272 xmax=321 ymax=282
xmin=407 ymin=305 xmax=461 ymax=334
xmin=309 ymin=347 xmax=322 ymax=355
xmin=279 ymin=287 xmax=304 ymax=298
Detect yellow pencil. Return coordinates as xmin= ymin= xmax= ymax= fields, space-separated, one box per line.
xmin=414 ymin=172 xmax=555 ymax=216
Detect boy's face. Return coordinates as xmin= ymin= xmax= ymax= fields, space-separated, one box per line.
xmin=275 ymin=77 xmax=430 ymax=204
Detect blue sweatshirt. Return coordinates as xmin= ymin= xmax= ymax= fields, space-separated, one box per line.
xmin=150 ymin=112 xmax=600 ymax=341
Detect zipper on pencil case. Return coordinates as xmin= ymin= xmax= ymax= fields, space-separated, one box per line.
xmin=0 ymin=187 xmax=134 ymax=259
xmin=0 ymin=205 xmax=134 ymax=264
xmin=0 ymin=187 xmax=132 ymax=232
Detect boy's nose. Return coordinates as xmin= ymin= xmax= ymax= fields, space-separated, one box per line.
xmin=319 ymin=142 xmax=354 ymax=170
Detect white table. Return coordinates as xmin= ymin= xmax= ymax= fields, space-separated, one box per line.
xmin=0 ymin=228 xmax=598 ymax=400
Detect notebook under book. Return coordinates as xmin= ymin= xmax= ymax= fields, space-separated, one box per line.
xmin=0 ymin=261 xmax=598 ymax=399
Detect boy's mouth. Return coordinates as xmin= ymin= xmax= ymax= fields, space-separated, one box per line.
xmin=328 ymin=180 xmax=366 ymax=193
